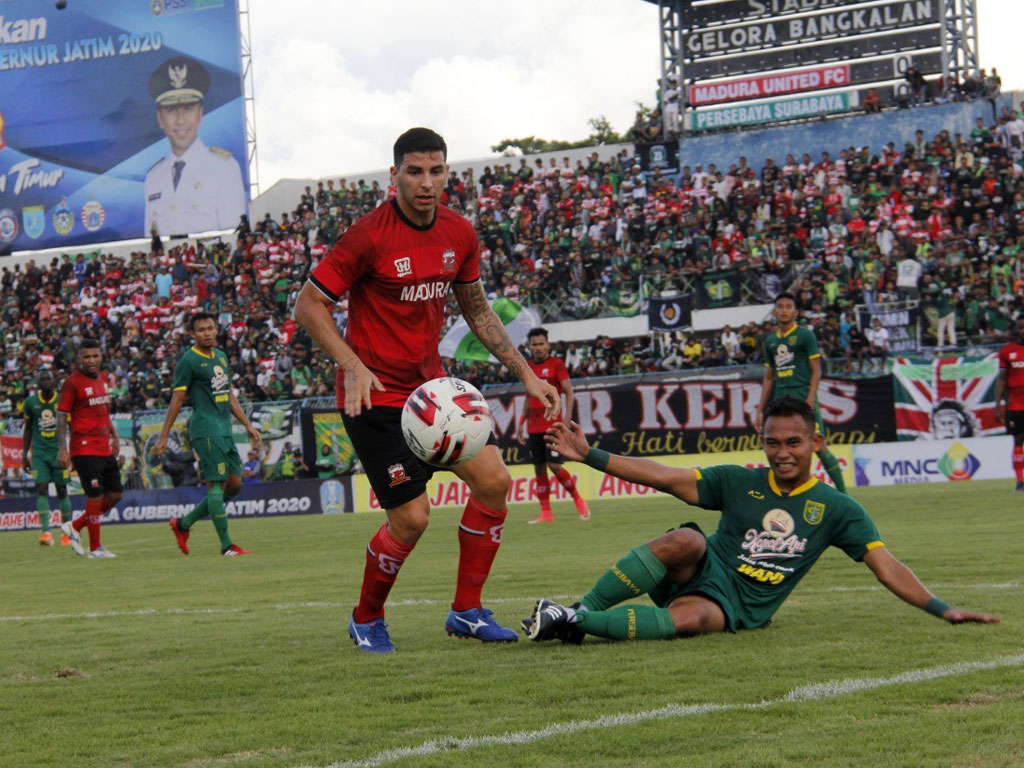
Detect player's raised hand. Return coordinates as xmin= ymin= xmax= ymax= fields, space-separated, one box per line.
xmin=545 ymin=421 xmax=589 ymax=462
xmin=344 ymin=360 xmax=385 ymax=417
xmin=943 ymin=608 xmax=1001 ymax=624
xmin=527 ymin=378 xmax=560 ymax=422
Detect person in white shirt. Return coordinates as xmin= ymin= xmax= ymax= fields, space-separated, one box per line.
xmin=895 ymin=252 xmax=922 ymax=300
xmin=866 ymin=318 xmax=891 ymax=373
xmin=720 ymin=325 xmax=741 ymax=362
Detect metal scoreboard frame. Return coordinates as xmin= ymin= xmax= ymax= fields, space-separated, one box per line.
xmin=644 ymin=0 xmax=980 ymax=136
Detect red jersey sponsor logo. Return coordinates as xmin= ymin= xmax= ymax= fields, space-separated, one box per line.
xmin=400 ymin=281 xmax=449 ymax=302
xmin=394 ymin=257 xmax=412 ymax=278
xmin=387 ymin=463 xmax=411 ymax=487
xmin=441 ymin=248 xmax=456 ymax=274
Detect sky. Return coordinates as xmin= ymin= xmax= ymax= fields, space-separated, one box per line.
xmin=249 ymin=0 xmax=1024 ymax=190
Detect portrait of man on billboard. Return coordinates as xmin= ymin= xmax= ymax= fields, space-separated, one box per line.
xmin=144 ymin=56 xmax=246 ymax=236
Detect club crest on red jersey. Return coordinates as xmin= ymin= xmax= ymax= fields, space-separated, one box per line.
xmin=387 ymin=463 xmax=411 ymax=487
xmin=440 ymin=248 xmax=456 ymax=274
xmin=394 ymin=257 xmax=412 ymax=278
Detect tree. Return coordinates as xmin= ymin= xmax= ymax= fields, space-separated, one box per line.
xmin=490 ymin=115 xmax=626 ymax=155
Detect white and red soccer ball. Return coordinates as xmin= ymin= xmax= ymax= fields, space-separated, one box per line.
xmin=401 ymin=377 xmax=493 ymax=467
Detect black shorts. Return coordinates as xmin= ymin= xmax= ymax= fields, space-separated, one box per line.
xmin=527 ymin=432 xmax=562 ymax=465
xmin=1006 ymin=410 xmax=1024 ymax=436
xmin=342 ymin=406 xmax=497 ymax=510
xmin=72 ymin=455 xmax=123 ymax=497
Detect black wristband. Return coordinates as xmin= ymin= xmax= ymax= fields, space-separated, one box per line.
xmin=925 ymin=597 xmax=950 ymax=619
xmin=583 ymin=448 xmax=610 ymax=471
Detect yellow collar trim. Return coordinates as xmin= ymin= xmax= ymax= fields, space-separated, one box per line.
xmin=191 ymin=346 xmax=215 ymax=359
xmin=776 ymin=323 xmax=798 ymax=338
xmin=39 ymin=391 xmax=58 ymax=404
xmin=768 ymin=470 xmax=819 ymax=497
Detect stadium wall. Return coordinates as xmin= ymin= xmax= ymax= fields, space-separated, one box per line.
xmin=677 ymin=95 xmax=1015 ymax=173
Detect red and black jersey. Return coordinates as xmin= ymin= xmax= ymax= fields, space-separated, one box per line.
xmin=525 ymin=356 xmax=568 ymax=433
xmin=998 ymin=342 xmax=1024 ymax=411
xmin=57 ymin=369 xmax=113 ymax=457
xmin=309 ymin=199 xmax=480 ymax=408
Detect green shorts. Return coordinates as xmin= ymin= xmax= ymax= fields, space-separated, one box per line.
xmin=192 ymin=435 xmax=242 ymax=483
xmin=32 ymin=455 xmax=70 ymax=486
xmin=647 ymin=523 xmax=775 ymax=633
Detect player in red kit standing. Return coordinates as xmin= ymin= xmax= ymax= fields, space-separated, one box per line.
xmin=57 ymin=339 xmax=123 ymax=558
xmin=516 ymin=327 xmax=589 ymax=523
xmin=995 ymin=318 xmax=1024 ymax=490
xmin=294 ymin=127 xmax=560 ymax=653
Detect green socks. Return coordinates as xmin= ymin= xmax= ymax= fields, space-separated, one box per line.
xmin=59 ymin=496 xmax=71 ymax=526
xmin=818 ymin=449 xmax=847 ymax=494
xmin=36 ymin=496 xmax=50 ymax=532
xmin=207 ymin=487 xmax=233 ymax=551
xmin=180 ymin=497 xmax=209 ymax=531
xmin=582 ymin=545 xmax=667 ymax=611
xmin=575 ymin=605 xmax=676 ymax=640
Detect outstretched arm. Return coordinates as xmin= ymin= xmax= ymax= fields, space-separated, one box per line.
xmin=863 ymin=547 xmax=1001 ymax=624
xmin=453 ymin=281 xmax=559 ymax=420
xmin=545 ymin=421 xmax=700 ymax=504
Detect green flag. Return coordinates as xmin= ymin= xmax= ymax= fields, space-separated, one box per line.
xmin=438 ymin=298 xmax=539 ymax=363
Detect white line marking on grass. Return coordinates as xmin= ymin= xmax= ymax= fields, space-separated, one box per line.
xmin=0 ymin=607 xmax=246 ymax=622
xmin=295 ymin=655 xmax=1024 ymax=768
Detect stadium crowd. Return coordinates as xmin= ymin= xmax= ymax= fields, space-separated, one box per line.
xmin=1 ymin=102 xmax=1023 ymax=421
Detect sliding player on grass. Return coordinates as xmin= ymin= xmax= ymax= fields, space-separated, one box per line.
xmin=154 ymin=313 xmax=262 ymax=556
xmin=525 ymin=396 xmax=1000 ymax=644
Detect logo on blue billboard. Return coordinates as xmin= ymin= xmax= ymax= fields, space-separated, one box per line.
xmin=22 ymin=206 xmax=44 ymax=239
xmin=81 ymin=199 xmax=105 ymax=232
xmin=854 ymin=457 xmax=871 ymax=487
xmin=319 ymin=480 xmax=348 ymax=514
xmin=52 ymin=198 xmax=74 ymax=235
xmin=0 ymin=209 xmax=18 ymax=244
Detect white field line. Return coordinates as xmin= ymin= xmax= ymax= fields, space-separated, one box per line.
xmin=295 ymin=655 xmax=1024 ymax=768
xmin=1 ymin=583 xmax=1017 ymax=623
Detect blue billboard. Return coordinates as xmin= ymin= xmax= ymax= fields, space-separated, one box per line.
xmin=0 ymin=0 xmax=248 ymax=252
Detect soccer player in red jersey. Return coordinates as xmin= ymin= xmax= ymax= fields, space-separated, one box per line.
xmin=516 ymin=327 xmax=589 ymax=523
xmin=995 ymin=318 xmax=1024 ymax=490
xmin=294 ymin=127 xmax=560 ymax=653
xmin=57 ymin=339 xmax=123 ymax=558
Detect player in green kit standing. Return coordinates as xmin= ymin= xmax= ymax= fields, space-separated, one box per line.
xmin=524 ymin=396 xmax=999 ymax=644
xmin=154 ymin=313 xmax=262 ymax=556
xmin=757 ymin=292 xmax=847 ymax=493
xmin=22 ymin=370 xmax=72 ymax=547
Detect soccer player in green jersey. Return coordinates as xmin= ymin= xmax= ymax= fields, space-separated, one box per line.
xmin=757 ymin=292 xmax=847 ymax=493
xmin=22 ymin=370 xmax=72 ymax=547
xmin=154 ymin=313 xmax=262 ymax=556
xmin=525 ymin=396 xmax=1000 ymax=644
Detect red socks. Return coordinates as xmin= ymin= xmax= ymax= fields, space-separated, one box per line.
xmin=74 ymin=496 xmax=104 ymax=551
xmin=1013 ymin=445 xmax=1024 ymax=483
xmin=353 ymin=524 xmax=413 ymax=623
xmin=452 ymin=497 xmax=507 ymax=611
xmin=552 ymin=465 xmax=581 ymax=499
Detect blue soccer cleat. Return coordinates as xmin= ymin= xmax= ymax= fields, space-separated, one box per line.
xmin=445 ymin=607 xmax=518 ymax=643
xmin=348 ymin=612 xmax=395 ymax=654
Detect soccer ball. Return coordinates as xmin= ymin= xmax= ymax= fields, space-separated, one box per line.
xmin=402 ymin=377 xmax=493 ymax=467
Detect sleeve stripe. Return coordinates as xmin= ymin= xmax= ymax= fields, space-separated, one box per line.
xmin=865 ymin=540 xmax=885 ymax=551
xmin=451 ymin=278 xmax=482 ymax=286
xmin=173 ymin=386 xmax=188 ymax=391
xmin=307 ymin=275 xmax=339 ymax=303
xmin=692 ymin=468 xmax=703 ymax=480
xmin=808 ymin=353 xmax=822 ymax=360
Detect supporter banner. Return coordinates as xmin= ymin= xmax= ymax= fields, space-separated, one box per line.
xmin=695 ymin=269 xmax=744 ymax=309
xmin=891 ymin=355 xmax=1000 ymax=440
xmin=352 ymin=446 xmax=855 ymax=512
xmin=856 ymin=301 xmax=919 ymax=354
xmin=690 ymin=92 xmax=856 ymax=132
xmin=648 ymin=294 xmax=694 ymax=331
xmin=438 ymin=299 xmax=539 ymax=363
xmin=0 ymin=476 xmax=355 ymax=533
xmin=0 ymin=0 xmax=248 ymax=252
xmin=484 ymin=375 xmax=894 ymax=466
xmin=689 ymin=65 xmax=850 ymax=107
xmin=300 ymin=409 xmax=358 ymax=477
xmin=853 ymin=436 xmax=1012 ymax=486
xmin=637 ymin=141 xmax=679 ymax=176
xmin=684 ymin=1 xmax=940 ymax=59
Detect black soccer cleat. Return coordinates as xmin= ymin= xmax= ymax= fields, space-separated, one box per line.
xmin=525 ymin=598 xmax=575 ymax=642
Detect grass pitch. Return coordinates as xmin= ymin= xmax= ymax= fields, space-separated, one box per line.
xmin=1 ymin=480 xmax=1021 ymax=768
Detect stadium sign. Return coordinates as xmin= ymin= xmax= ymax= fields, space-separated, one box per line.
xmin=685 ymin=1 xmax=939 ymax=58
xmin=852 ymin=437 xmax=1011 ymax=486
xmin=686 ymin=0 xmax=871 ymax=29
xmin=689 ymin=91 xmax=856 ymax=131
xmin=689 ymin=64 xmax=850 ymax=106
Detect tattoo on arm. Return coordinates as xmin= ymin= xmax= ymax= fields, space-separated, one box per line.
xmin=453 ymin=282 xmax=528 ymax=379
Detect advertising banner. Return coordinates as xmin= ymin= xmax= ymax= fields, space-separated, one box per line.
xmin=688 ymin=65 xmax=851 ymax=107
xmin=352 ymin=446 xmax=855 ymax=512
xmin=690 ymin=92 xmax=856 ymax=132
xmin=0 ymin=0 xmax=248 ymax=252
xmin=484 ymin=375 xmax=894 ymax=466
xmin=891 ymin=355 xmax=1000 ymax=440
xmin=852 ymin=436 xmax=1012 ymax=486
xmin=0 ymin=476 xmax=354 ymax=533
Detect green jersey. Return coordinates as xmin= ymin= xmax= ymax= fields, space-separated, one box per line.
xmin=172 ymin=346 xmax=233 ymax=440
xmin=23 ymin=391 xmax=60 ymax=461
xmin=696 ymin=465 xmax=882 ymax=627
xmin=763 ymin=323 xmax=820 ymax=397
